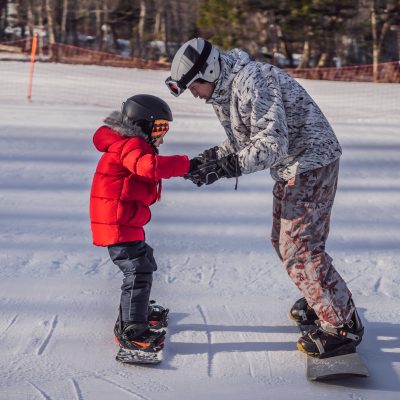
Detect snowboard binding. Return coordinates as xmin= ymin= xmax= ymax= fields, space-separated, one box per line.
xmin=294 ymin=299 xmax=364 ymax=359
xmin=289 ymin=297 xmax=318 ymax=325
xmin=148 ymin=300 xmax=169 ymax=330
xmin=113 ymin=301 xmax=168 ymax=364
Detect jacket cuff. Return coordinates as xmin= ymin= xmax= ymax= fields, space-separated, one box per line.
xmin=174 ymin=155 xmax=190 ymax=176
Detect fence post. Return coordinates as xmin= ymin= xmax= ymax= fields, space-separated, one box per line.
xmin=27 ymin=33 xmax=38 ymax=102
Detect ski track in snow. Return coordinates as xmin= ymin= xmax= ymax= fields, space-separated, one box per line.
xmin=71 ymin=378 xmax=85 ymax=400
xmin=373 ymin=276 xmax=383 ymax=294
xmin=0 ymin=314 xmax=19 ymax=338
xmin=29 ymin=381 xmax=53 ymax=400
xmin=245 ymin=269 xmax=270 ymax=289
xmin=208 ymin=262 xmax=217 ymax=288
xmin=196 ymin=304 xmax=213 ymax=378
xmin=36 ymin=315 xmax=58 ymax=356
xmin=96 ymin=376 xmax=152 ymax=400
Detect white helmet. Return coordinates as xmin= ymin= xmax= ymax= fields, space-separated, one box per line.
xmin=165 ymin=38 xmax=220 ymax=97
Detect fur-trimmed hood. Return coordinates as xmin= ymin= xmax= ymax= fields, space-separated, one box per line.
xmin=103 ymin=110 xmax=150 ymax=142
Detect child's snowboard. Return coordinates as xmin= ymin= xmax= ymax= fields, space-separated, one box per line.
xmin=115 ymin=338 xmax=164 ymax=364
xmin=296 ymin=322 xmax=369 ymax=381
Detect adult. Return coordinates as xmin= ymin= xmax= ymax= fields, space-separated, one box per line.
xmin=165 ymin=38 xmax=364 ymax=358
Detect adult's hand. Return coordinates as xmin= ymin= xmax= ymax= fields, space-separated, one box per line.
xmin=199 ymin=146 xmax=219 ymax=162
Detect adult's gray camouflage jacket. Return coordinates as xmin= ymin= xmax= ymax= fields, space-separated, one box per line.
xmin=207 ymin=49 xmax=342 ymax=181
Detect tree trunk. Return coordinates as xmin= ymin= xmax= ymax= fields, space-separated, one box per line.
xmin=298 ymin=37 xmax=310 ymax=69
xmin=37 ymin=0 xmax=44 ymax=57
xmin=163 ymin=0 xmax=171 ymax=60
xmin=0 ymin=1 xmax=6 ymax=41
xmin=278 ymin=25 xmax=293 ymax=68
xmin=95 ymin=0 xmax=102 ymax=50
xmin=371 ymin=0 xmax=379 ymax=82
xmin=60 ymin=0 xmax=68 ymax=43
xmin=69 ymin=0 xmax=79 ymax=46
xmin=27 ymin=0 xmax=34 ymax=37
xmin=45 ymin=0 xmax=56 ymax=59
xmin=102 ymin=0 xmax=110 ymax=52
xmin=137 ymin=0 xmax=146 ymax=58
xmin=25 ymin=0 xmax=35 ymax=51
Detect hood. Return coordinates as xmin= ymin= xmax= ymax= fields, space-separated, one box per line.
xmin=103 ymin=110 xmax=150 ymax=141
xmin=207 ymin=49 xmax=252 ymax=105
xmin=93 ymin=125 xmax=124 ymax=153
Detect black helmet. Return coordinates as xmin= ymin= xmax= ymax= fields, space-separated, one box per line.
xmin=121 ymin=94 xmax=173 ymax=126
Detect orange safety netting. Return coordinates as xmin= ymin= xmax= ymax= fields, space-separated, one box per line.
xmin=0 ymin=39 xmax=400 ymax=83
xmin=1 ymin=37 xmax=399 ymax=82
xmin=286 ymin=62 xmax=400 ymax=84
xmin=0 ymin=37 xmax=170 ymax=70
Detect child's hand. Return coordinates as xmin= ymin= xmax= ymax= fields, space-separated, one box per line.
xmin=189 ymin=157 xmax=203 ymax=173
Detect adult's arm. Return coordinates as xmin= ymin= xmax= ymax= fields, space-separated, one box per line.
xmin=234 ymin=67 xmax=289 ymax=174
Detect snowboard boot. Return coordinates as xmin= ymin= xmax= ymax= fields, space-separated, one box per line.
xmin=114 ymin=321 xmax=165 ymax=353
xmin=297 ymin=308 xmax=364 ymax=358
xmin=289 ymin=297 xmax=318 ymax=324
xmin=148 ymin=300 xmax=169 ymax=330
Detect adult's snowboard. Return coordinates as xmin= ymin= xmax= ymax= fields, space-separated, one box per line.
xmin=115 ymin=301 xmax=169 ymax=365
xmin=296 ymin=323 xmax=369 ymax=381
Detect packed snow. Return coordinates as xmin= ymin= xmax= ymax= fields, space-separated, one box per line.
xmin=0 ymin=60 xmax=399 ymax=400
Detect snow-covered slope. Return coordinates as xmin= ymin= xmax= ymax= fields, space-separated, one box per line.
xmin=0 ymin=61 xmax=399 ymax=400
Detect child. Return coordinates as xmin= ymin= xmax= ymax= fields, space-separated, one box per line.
xmin=90 ymin=94 xmax=190 ymax=362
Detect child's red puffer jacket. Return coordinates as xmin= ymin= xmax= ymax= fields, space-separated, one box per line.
xmin=90 ymin=126 xmax=189 ymax=246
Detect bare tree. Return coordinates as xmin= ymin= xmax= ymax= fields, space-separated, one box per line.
xmin=36 ymin=0 xmax=44 ymax=56
xmin=0 ymin=0 xmax=6 ymax=41
xmin=44 ymin=0 xmax=56 ymax=58
xmin=369 ymin=0 xmax=400 ymax=81
xmin=60 ymin=0 xmax=68 ymax=43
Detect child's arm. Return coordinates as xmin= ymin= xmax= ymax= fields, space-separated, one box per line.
xmin=121 ymin=143 xmax=189 ymax=180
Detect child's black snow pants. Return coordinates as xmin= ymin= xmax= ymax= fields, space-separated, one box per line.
xmin=108 ymin=241 xmax=157 ymax=323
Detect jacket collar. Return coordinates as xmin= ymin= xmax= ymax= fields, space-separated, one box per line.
xmin=207 ymin=49 xmax=252 ymax=105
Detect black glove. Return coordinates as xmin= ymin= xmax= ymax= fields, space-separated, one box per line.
xmin=189 ymin=157 xmax=203 ymax=173
xmin=185 ymin=153 xmax=241 ymax=186
xmin=200 ymin=146 xmax=219 ymax=162
xmin=185 ymin=158 xmax=205 ymax=186
xmin=185 ymin=146 xmax=219 ymax=186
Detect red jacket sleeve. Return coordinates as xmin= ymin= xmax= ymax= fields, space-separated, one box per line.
xmin=154 ymin=154 xmax=190 ymax=179
xmin=121 ymin=139 xmax=190 ymax=180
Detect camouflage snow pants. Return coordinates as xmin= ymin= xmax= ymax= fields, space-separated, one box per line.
xmin=271 ymin=159 xmax=353 ymax=327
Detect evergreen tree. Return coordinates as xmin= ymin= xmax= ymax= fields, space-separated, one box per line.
xmin=197 ymin=0 xmax=244 ymax=49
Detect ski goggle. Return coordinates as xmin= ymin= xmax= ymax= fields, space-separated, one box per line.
xmin=151 ymin=119 xmax=170 ymax=140
xmin=165 ymin=40 xmax=212 ymax=97
xmin=165 ymin=77 xmax=185 ymax=97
